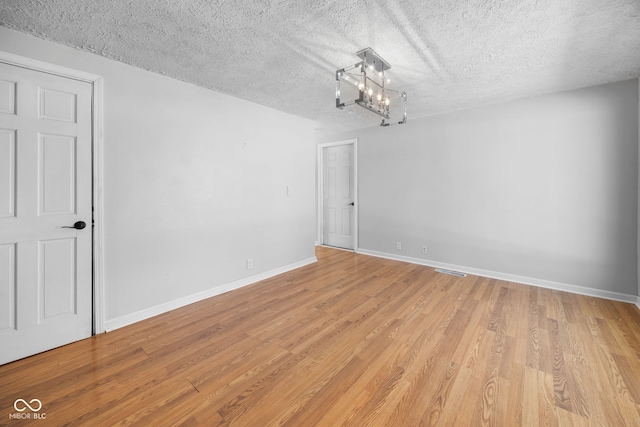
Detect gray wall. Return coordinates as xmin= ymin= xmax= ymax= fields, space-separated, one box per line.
xmin=0 ymin=27 xmax=317 ymax=323
xmin=320 ymin=79 xmax=639 ymax=297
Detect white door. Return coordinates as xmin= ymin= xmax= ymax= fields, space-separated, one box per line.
xmin=0 ymin=62 xmax=93 ymax=365
xmin=323 ymin=144 xmax=355 ymax=250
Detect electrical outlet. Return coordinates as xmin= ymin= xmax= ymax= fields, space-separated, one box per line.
xmin=247 ymin=258 xmax=253 ymax=269
xmin=286 ymin=185 xmax=291 ymax=196
xmin=421 ymin=245 xmax=428 ymax=254
xmin=396 ymin=241 xmax=402 ymax=250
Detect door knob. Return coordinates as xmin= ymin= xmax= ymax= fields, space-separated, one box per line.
xmin=62 ymin=221 xmax=87 ymax=230
xmin=348 ymin=202 xmax=355 ymax=206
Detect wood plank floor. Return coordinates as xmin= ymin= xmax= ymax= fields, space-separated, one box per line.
xmin=2 ymin=246 xmax=640 ymax=426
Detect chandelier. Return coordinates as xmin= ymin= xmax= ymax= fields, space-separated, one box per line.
xmin=335 ymin=48 xmax=407 ymax=126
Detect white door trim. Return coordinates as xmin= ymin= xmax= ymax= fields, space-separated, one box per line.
xmin=317 ymin=139 xmax=358 ymax=251
xmin=0 ymin=51 xmax=106 ymax=334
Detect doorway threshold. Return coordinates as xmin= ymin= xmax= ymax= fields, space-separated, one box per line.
xmin=319 ymin=244 xmax=355 ymax=252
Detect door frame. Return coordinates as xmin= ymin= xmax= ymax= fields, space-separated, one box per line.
xmin=317 ymin=139 xmax=358 ymax=250
xmin=0 ymin=51 xmax=106 ymax=334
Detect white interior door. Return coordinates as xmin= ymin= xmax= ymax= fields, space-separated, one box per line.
xmin=323 ymin=143 xmax=355 ymax=250
xmin=0 ymin=62 xmax=93 ymax=365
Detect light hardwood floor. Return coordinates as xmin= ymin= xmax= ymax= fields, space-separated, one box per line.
xmin=1 ymin=246 xmax=640 ymax=426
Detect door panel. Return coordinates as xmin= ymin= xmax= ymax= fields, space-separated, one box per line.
xmin=38 ymin=87 xmax=77 ymax=123
xmin=0 ymin=243 xmax=15 ymax=332
xmin=328 ymin=208 xmax=336 ymax=234
xmin=341 ymin=209 xmax=351 ymax=236
xmin=341 ymin=164 xmax=351 ymax=198
xmin=39 ymin=133 xmax=76 ymax=215
xmin=0 ymin=128 xmax=15 ymax=217
xmin=0 ymin=78 xmax=15 ymax=114
xmin=40 ymin=238 xmax=76 ymax=320
xmin=323 ymin=144 xmax=355 ymax=250
xmin=0 ymin=62 xmax=92 ymax=365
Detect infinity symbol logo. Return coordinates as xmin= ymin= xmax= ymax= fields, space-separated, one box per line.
xmin=14 ymin=398 xmax=42 ymax=412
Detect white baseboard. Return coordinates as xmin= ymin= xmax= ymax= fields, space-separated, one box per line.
xmin=356 ymin=248 xmax=638 ymax=305
xmin=104 ymin=256 xmax=317 ymax=332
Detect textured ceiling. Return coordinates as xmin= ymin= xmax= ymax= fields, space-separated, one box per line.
xmin=1 ymin=0 xmax=639 ymax=130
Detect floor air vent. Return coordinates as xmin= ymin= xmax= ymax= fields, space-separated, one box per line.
xmin=434 ymin=268 xmax=467 ymax=278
